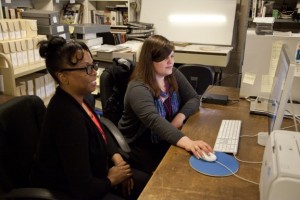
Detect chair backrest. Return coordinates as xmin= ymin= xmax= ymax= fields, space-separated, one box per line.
xmin=100 ymin=58 xmax=135 ymax=126
xmin=0 ymin=95 xmax=46 ymax=192
xmin=178 ymin=64 xmax=214 ymax=95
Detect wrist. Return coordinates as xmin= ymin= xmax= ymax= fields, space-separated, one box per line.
xmin=176 ymin=136 xmax=192 ymax=150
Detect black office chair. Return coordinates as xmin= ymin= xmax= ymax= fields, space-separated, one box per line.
xmin=100 ymin=58 xmax=135 ymax=126
xmin=99 ymin=58 xmax=135 ymax=159
xmin=178 ymin=64 xmax=215 ymax=95
xmin=0 ymin=95 xmax=70 ymax=200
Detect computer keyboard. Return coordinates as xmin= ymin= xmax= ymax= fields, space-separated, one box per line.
xmin=213 ymin=120 xmax=242 ymax=154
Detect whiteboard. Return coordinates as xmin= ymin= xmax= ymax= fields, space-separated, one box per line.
xmin=140 ymin=0 xmax=237 ymax=46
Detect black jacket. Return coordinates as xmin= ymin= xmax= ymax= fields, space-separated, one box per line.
xmin=31 ymin=87 xmax=119 ymax=199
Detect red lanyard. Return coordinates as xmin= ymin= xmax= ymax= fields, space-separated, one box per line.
xmin=84 ymin=103 xmax=107 ymax=143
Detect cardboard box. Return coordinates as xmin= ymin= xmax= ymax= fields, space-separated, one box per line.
xmin=0 ymin=24 xmax=3 ymax=41
xmin=13 ymin=20 xmax=21 ymax=39
xmin=0 ymin=41 xmax=11 ymax=67
xmin=6 ymin=21 xmax=16 ymax=40
xmin=47 ymin=32 xmax=71 ymax=40
xmin=8 ymin=41 xmax=18 ymax=68
xmin=23 ymin=19 xmax=38 ymax=38
xmin=74 ymin=33 xmax=97 ymax=40
xmin=25 ymin=38 xmax=35 ymax=64
xmin=73 ymin=24 xmax=110 ymax=34
xmin=19 ymin=20 xmax=27 ymax=38
xmin=19 ymin=39 xmax=28 ymax=65
xmin=32 ymin=37 xmax=40 ymax=63
xmin=0 ymin=21 xmax=9 ymax=40
xmin=22 ymin=73 xmax=43 ymax=98
xmin=21 ymin=10 xmax=60 ymax=25
xmin=76 ymin=37 xmax=103 ymax=47
xmin=15 ymin=40 xmax=24 ymax=67
xmin=37 ymin=24 xmax=68 ymax=35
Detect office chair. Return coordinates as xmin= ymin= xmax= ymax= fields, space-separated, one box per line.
xmin=100 ymin=58 xmax=135 ymax=126
xmin=178 ymin=64 xmax=215 ymax=95
xmin=0 ymin=95 xmax=69 ymax=200
xmin=99 ymin=58 xmax=135 ymax=158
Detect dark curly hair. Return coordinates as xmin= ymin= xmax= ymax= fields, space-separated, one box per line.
xmin=38 ymin=36 xmax=92 ymax=83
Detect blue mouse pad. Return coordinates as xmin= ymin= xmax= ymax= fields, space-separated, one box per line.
xmin=189 ymin=152 xmax=239 ymax=177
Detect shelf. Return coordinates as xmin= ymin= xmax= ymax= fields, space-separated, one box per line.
xmin=14 ymin=62 xmax=46 ymax=78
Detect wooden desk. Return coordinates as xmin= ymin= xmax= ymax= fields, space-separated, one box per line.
xmin=138 ymin=86 xmax=268 ymax=200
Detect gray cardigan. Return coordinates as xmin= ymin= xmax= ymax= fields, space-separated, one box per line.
xmin=118 ymin=68 xmax=200 ymax=145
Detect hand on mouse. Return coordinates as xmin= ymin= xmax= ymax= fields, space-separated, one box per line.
xmin=200 ymin=151 xmax=217 ymax=162
xmin=176 ymin=136 xmax=213 ymax=159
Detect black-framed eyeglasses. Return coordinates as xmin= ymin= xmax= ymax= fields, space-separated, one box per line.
xmin=60 ymin=63 xmax=99 ymax=75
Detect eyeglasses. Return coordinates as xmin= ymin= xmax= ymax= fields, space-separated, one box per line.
xmin=60 ymin=63 xmax=99 ymax=75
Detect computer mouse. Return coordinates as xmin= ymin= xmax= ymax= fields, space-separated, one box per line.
xmin=200 ymin=152 xmax=217 ymax=162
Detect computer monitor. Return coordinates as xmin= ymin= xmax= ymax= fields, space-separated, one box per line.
xmin=267 ymin=44 xmax=295 ymax=132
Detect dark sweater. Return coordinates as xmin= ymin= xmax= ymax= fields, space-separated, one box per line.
xmin=31 ymin=87 xmax=119 ymax=199
xmin=118 ymin=68 xmax=200 ymax=145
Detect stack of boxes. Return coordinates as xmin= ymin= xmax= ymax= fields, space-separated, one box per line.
xmin=73 ymin=23 xmax=111 ymax=48
xmin=21 ymin=9 xmax=70 ymax=40
xmin=253 ymin=17 xmax=275 ymax=35
xmin=0 ymin=18 xmax=55 ymax=99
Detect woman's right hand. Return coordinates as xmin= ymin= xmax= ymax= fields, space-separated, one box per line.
xmin=107 ymin=161 xmax=132 ymax=186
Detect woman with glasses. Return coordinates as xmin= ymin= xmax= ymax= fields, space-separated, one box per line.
xmin=30 ymin=36 xmax=149 ymax=200
xmin=118 ymin=35 xmax=213 ymax=174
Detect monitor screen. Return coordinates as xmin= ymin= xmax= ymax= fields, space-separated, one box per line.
xmin=268 ymin=44 xmax=295 ymax=132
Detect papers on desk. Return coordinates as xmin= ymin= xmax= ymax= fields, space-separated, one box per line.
xmin=93 ymin=44 xmax=129 ymax=52
xmin=117 ymin=40 xmax=143 ymax=52
xmin=91 ymin=41 xmax=143 ymax=53
xmin=175 ymin=44 xmax=233 ymax=54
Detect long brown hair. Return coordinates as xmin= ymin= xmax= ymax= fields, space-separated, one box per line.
xmin=130 ymin=35 xmax=178 ymax=98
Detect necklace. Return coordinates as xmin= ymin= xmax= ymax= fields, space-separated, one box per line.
xmin=160 ymin=91 xmax=168 ymax=98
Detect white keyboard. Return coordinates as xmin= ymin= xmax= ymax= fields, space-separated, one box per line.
xmin=213 ymin=120 xmax=242 ymax=154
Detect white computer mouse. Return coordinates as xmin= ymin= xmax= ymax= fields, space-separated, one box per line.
xmin=200 ymin=152 xmax=217 ymax=162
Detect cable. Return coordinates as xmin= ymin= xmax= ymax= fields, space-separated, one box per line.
xmin=233 ymin=154 xmax=262 ymax=164
xmin=240 ymin=133 xmax=260 ymax=138
xmin=236 ymin=134 xmax=263 ymax=163
xmin=215 ymin=161 xmax=259 ymax=185
xmin=289 ymin=96 xmax=299 ymax=132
